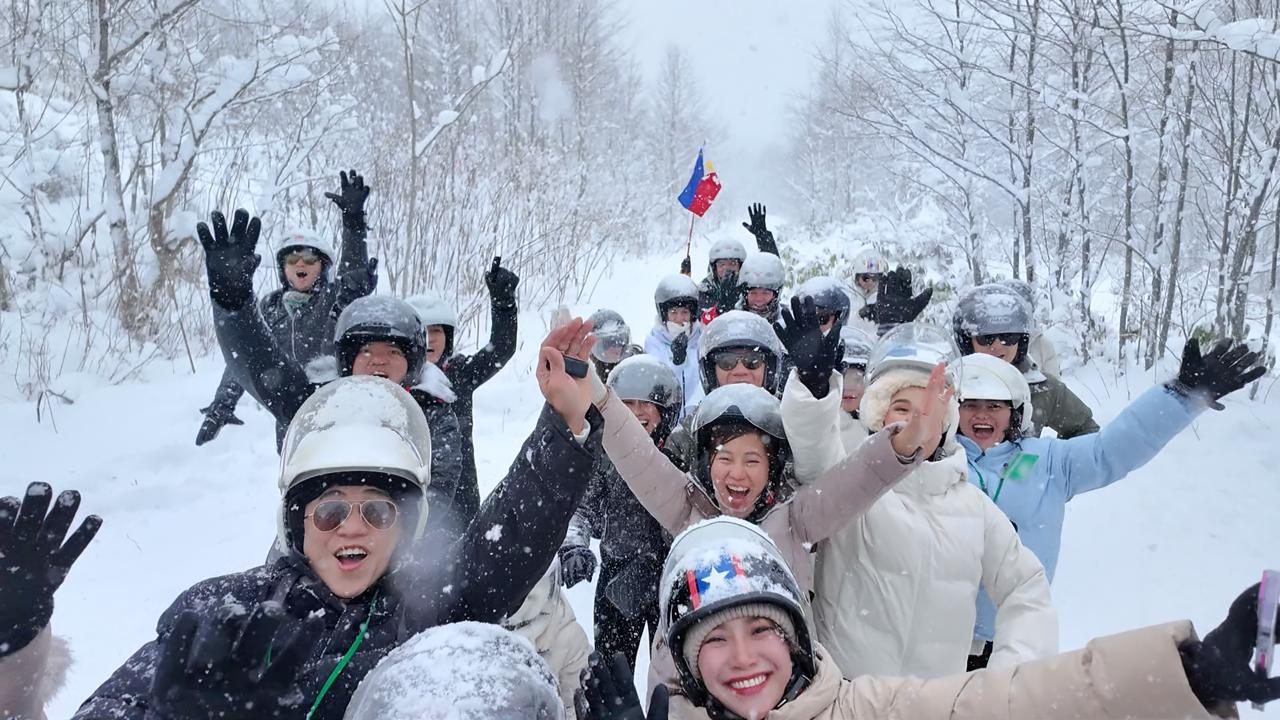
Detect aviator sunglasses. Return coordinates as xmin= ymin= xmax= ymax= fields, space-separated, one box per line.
xmin=307 ymin=499 xmax=399 ymax=532
xmin=283 ymin=250 xmax=321 ymax=265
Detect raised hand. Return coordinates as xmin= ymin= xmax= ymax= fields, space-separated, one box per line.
xmin=1180 ymin=582 xmax=1280 ymax=709
xmin=870 ymin=266 xmax=933 ymax=327
xmin=715 ymin=271 xmax=743 ymax=311
xmin=1170 ymin=338 xmax=1266 ymax=410
xmin=197 ymin=209 xmax=262 ymax=310
xmin=151 ymin=602 xmax=321 ymax=720
xmin=0 ymin=482 xmax=102 ymax=657
xmin=537 ymin=318 xmax=597 ymax=434
xmin=484 ymin=256 xmax=519 ymax=308
xmin=890 ymin=362 xmax=952 ymax=458
xmin=576 ymin=651 xmax=669 ymax=720
xmin=775 ymin=296 xmax=842 ymax=399
xmin=670 ymin=331 xmax=690 ymax=366
xmin=324 ymin=169 xmax=370 ymax=217
xmin=742 ymin=203 xmax=768 ymax=239
xmin=679 ymin=256 xmax=692 ymax=276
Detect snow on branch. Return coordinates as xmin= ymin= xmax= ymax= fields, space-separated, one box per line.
xmin=413 ymin=48 xmax=510 ymax=160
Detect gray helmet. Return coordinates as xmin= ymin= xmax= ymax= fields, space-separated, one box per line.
xmin=690 ymin=384 xmax=791 ymax=522
xmin=793 ymin=276 xmax=852 ymax=327
xmin=952 ymin=284 xmax=1033 ymax=361
xmin=999 ymin=278 xmax=1037 ymax=312
xmin=739 ymin=253 xmax=785 ymax=292
xmin=839 ymin=326 xmax=875 ymax=369
xmin=608 ymin=354 xmax=682 ymax=441
xmin=334 ymin=296 xmax=428 ymax=385
xmin=697 ymin=310 xmax=785 ymax=393
xmin=588 ymin=308 xmax=631 ymax=364
xmin=654 ymin=274 xmax=700 ymax=320
xmin=708 ymin=238 xmax=748 ymax=269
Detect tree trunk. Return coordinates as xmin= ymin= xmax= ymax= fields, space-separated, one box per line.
xmin=1156 ymin=44 xmax=1198 ymax=360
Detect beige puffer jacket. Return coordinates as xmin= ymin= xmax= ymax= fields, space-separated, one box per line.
xmin=596 ymin=385 xmax=921 ymax=697
xmin=668 ymin=625 xmax=1223 ymax=719
xmin=0 ymin=626 xmax=72 ymax=720
xmin=782 ymin=370 xmax=1057 ymax=679
xmin=504 ymin=561 xmax=591 ymax=718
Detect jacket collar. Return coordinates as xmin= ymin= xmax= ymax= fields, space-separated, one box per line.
xmin=898 ymin=447 xmax=968 ymax=497
xmin=957 ymin=433 xmax=1021 ymax=462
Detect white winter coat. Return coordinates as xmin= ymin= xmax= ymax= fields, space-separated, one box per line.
xmin=781 ymin=370 xmax=1058 ymax=679
xmin=504 ymin=561 xmax=591 ymax=718
xmin=644 ymin=324 xmax=703 ymax=419
xmin=0 ymin=627 xmax=71 ymax=720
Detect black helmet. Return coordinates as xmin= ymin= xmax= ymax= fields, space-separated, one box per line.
xmin=690 ymin=384 xmax=791 ymax=523
xmin=792 ymin=276 xmax=852 ymax=328
xmin=952 ymin=284 xmax=1033 ymax=364
xmin=608 ymin=354 xmax=683 ymax=442
xmin=662 ymin=517 xmax=815 ymax=716
xmin=697 ymin=311 xmax=785 ymax=394
xmin=334 ymin=296 xmax=428 ymax=385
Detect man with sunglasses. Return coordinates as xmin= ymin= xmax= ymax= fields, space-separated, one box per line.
xmin=953 ymin=283 xmax=1098 ymax=439
xmin=66 ymin=321 xmax=604 ymax=720
xmin=194 ymin=170 xmax=375 ymax=447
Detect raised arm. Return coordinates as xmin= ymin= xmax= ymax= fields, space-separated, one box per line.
xmin=444 ymin=257 xmax=520 ymax=395
xmin=324 ymin=169 xmax=373 ymax=313
xmin=978 ymin=493 xmax=1058 ymax=670
xmin=742 ymin=203 xmax=779 ymax=255
xmin=779 ymin=369 xmax=846 ymax=484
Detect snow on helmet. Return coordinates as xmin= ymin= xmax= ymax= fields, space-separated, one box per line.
xmin=950 ymin=353 xmax=1034 ymax=437
xmin=866 ymin=322 xmax=961 ymax=386
xmin=274 ymin=229 xmax=336 ymax=287
xmin=839 ymin=326 xmax=875 ymax=369
xmin=608 ymin=354 xmax=682 ymax=441
xmin=588 ymin=308 xmax=631 ymax=364
xmin=345 ymin=622 xmax=563 ymax=720
xmin=707 ymin=237 xmax=747 ymax=274
xmin=792 ymin=276 xmax=852 ymax=328
xmin=406 ymin=291 xmax=458 ymax=361
xmin=697 ymin=310 xmax=785 ymax=393
xmin=336 ymin=296 xmax=428 ymax=385
xmin=738 ymin=253 xmax=785 ymax=292
xmin=661 ymin=517 xmax=815 ymax=712
xmin=999 ymin=277 xmax=1037 ymax=313
xmin=852 ymin=248 xmax=888 ymax=276
xmin=276 ymin=376 xmax=431 ymax=556
xmin=654 ymin=274 xmax=700 ymax=321
xmin=953 ymin=284 xmax=1033 ymax=363
xmin=690 ymin=384 xmax=791 ymax=522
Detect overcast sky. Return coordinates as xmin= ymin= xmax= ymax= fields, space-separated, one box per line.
xmin=618 ymin=0 xmax=838 ymax=216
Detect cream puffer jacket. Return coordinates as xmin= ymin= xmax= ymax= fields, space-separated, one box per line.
xmin=667 ymin=624 xmax=1222 ymax=719
xmin=503 ymin=560 xmax=591 ymax=719
xmin=782 ymin=370 xmax=1057 ymax=679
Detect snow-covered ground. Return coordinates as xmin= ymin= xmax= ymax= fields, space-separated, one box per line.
xmin=3 ymin=233 xmax=1277 ymax=717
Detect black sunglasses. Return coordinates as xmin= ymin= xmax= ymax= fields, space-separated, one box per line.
xmin=854 ymin=273 xmax=881 ymax=283
xmin=713 ymin=349 xmax=766 ymax=371
xmin=308 ymin=499 xmax=399 ymax=532
xmin=974 ymin=333 xmax=1024 ymax=348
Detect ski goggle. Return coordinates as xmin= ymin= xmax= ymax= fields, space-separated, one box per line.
xmin=973 ymin=333 xmax=1024 ymax=348
xmin=283 ymin=250 xmax=321 ymax=265
xmin=712 ymin=349 xmax=766 ymax=371
xmin=854 ymin=273 xmax=881 ymax=283
xmin=307 ymin=499 xmax=399 ymax=532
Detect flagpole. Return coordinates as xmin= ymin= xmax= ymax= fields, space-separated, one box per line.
xmin=684 ymin=214 xmax=696 ymax=274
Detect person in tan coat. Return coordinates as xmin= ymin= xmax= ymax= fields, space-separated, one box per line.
xmin=577 ymin=517 xmax=1280 ymax=720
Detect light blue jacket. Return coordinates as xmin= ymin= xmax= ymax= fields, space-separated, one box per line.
xmin=963 ymin=384 xmax=1203 ymax=641
xmin=644 ymin=324 xmax=704 ymax=419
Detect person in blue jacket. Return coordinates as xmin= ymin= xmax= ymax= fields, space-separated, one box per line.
xmin=950 ymin=341 xmax=1264 ymax=669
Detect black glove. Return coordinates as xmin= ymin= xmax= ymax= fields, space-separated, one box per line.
xmin=559 ymin=545 xmax=597 ymax=588
xmin=670 ymin=331 xmax=690 ymax=366
xmin=742 ymin=203 xmax=769 ymax=240
xmin=195 ymin=404 xmax=245 ymax=447
xmin=775 ymin=296 xmax=843 ymax=399
xmin=197 ymin=209 xmax=262 ymax=310
xmin=857 ymin=303 xmax=876 ymax=321
xmin=0 ymin=482 xmax=102 ymax=657
xmin=679 ymin=256 xmax=692 ymax=276
xmin=485 ymin=256 xmax=520 ymax=309
xmin=324 ymin=169 xmax=369 ymax=218
xmin=576 ymin=651 xmax=670 ymax=720
xmin=366 ymin=256 xmax=379 ymax=290
xmin=715 ymin=271 xmax=743 ymax=311
xmin=1168 ymin=338 xmax=1265 ymax=410
xmin=1180 ymin=582 xmax=1280 ymax=709
xmin=151 ymin=602 xmax=321 ymax=720
xmin=866 ymin=266 xmax=932 ymax=327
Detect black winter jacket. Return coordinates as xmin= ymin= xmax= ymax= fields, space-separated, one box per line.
xmin=695 ymin=230 xmax=780 ymax=313
xmin=72 ymin=403 xmax=600 ymax=720
xmin=439 ymin=293 xmax=519 ymax=524
xmin=201 ymin=211 xmax=374 ymax=422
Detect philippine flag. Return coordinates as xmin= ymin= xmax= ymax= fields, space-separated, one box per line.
xmin=677 ymin=148 xmax=722 ymax=217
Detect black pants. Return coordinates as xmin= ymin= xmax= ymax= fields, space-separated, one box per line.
xmin=967 ymin=640 xmax=994 ymax=671
xmin=593 ymin=555 xmax=660 ymax=670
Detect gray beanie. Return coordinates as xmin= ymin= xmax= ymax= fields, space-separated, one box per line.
xmin=682 ymin=602 xmax=797 ymax=680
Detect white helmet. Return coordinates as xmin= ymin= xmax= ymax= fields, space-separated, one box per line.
xmin=839 ymin=326 xmax=875 ymax=369
xmin=738 ymin=253 xmax=785 ymax=292
xmin=406 ymin=291 xmax=459 ymax=329
xmin=275 ymin=376 xmax=432 ymax=556
xmin=654 ymin=274 xmax=700 ymax=319
xmin=852 ymin=248 xmax=888 ymax=275
xmin=949 ymin=353 xmax=1034 ymax=435
xmin=274 ymin=229 xmax=336 ymax=286
xmin=707 ymin=238 xmax=747 ymax=272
